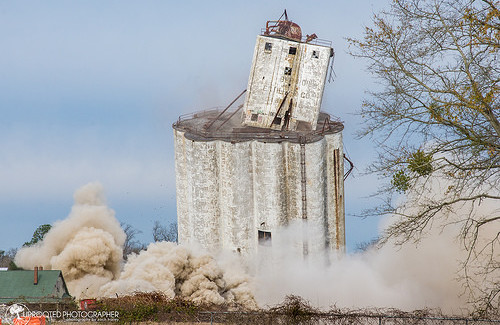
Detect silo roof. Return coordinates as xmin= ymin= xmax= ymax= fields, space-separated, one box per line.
xmin=172 ymin=109 xmax=343 ymax=144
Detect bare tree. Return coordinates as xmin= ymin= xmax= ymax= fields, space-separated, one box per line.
xmin=152 ymin=220 xmax=178 ymax=243
xmin=348 ymin=0 xmax=499 ymax=315
xmin=121 ymin=223 xmax=146 ymax=259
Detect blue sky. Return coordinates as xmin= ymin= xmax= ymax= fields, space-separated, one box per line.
xmin=0 ymin=1 xmax=392 ymax=252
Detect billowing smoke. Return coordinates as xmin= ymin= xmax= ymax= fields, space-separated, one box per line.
xmin=254 ymin=220 xmax=468 ymax=313
xmin=15 ymin=182 xmax=256 ymax=308
xmin=15 ymin=181 xmax=498 ymax=314
xmin=15 ymin=182 xmax=125 ymax=297
xmin=100 ymin=241 xmax=256 ymax=307
xmin=253 ymin=178 xmax=499 ymax=314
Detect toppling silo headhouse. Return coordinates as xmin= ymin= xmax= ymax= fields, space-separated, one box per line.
xmin=173 ymin=12 xmax=348 ymax=257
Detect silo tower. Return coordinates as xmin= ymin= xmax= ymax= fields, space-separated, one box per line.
xmin=173 ymin=12 xmax=348 ymax=257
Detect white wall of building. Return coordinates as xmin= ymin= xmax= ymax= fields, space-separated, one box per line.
xmin=242 ymin=35 xmax=332 ymax=131
xmin=174 ymin=129 xmax=345 ymax=257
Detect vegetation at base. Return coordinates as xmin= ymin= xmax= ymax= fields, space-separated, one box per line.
xmin=93 ymin=292 xmax=500 ymax=324
xmin=97 ymin=292 xmax=201 ymax=323
xmin=268 ymin=295 xmax=320 ymax=324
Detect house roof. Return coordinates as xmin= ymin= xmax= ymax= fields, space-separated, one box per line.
xmin=0 ymin=270 xmax=72 ymax=303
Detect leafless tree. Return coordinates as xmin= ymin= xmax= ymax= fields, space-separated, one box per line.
xmin=121 ymin=223 xmax=146 ymax=259
xmin=152 ymin=220 xmax=178 ymax=243
xmin=348 ymin=0 xmax=499 ymax=315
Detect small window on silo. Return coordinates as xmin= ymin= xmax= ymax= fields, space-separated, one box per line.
xmin=251 ymin=113 xmax=259 ymax=121
xmin=312 ymin=50 xmax=319 ymax=59
xmin=265 ymin=42 xmax=272 ymax=52
xmin=289 ymin=47 xmax=297 ymax=55
xmin=284 ymin=67 xmax=292 ymax=75
xmin=258 ymin=230 xmax=272 ymax=246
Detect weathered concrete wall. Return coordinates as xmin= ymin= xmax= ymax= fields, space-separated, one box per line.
xmin=174 ymin=130 xmax=345 ymax=257
xmin=242 ymin=35 xmax=332 ymax=131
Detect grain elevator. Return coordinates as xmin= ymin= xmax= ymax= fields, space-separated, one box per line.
xmin=173 ymin=12 xmax=347 ymax=257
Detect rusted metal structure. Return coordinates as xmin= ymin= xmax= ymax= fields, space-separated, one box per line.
xmin=263 ymin=10 xmax=302 ymax=42
xmin=173 ymin=12 xmax=345 ymax=258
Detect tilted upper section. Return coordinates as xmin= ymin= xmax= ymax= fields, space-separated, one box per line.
xmin=241 ymin=14 xmax=334 ymax=132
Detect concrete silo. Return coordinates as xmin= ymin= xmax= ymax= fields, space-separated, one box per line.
xmin=173 ymin=12 xmax=346 ymax=257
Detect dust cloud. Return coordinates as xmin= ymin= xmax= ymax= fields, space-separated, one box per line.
xmin=15 ymin=181 xmax=498 ymax=314
xmin=15 ymin=182 xmax=125 ymax=297
xmin=100 ymin=241 xmax=256 ymax=307
xmin=254 ymin=178 xmax=499 ymax=314
xmin=254 ymin=220 xmax=468 ymax=313
xmin=14 ymin=182 xmax=256 ymax=308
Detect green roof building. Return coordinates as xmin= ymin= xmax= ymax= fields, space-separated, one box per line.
xmin=0 ymin=269 xmax=72 ymax=303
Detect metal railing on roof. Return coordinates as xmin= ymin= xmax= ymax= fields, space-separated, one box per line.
xmin=176 ymin=107 xmax=224 ymax=123
xmin=173 ymin=110 xmax=344 ymax=144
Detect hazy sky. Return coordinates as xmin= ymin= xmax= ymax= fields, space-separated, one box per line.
xmin=0 ymin=1 xmax=392 ymax=252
